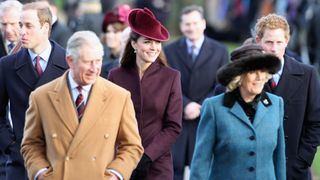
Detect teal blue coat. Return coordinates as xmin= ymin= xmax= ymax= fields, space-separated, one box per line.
xmin=190 ymin=92 xmax=286 ymax=180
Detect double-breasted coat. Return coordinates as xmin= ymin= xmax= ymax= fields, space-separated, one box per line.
xmin=0 ymin=41 xmax=67 ymax=179
xmin=21 ymin=72 xmax=143 ymax=180
xmin=265 ymin=55 xmax=320 ymax=179
xmin=190 ymin=92 xmax=286 ymax=180
xmin=108 ymin=62 xmax=183 ymax=180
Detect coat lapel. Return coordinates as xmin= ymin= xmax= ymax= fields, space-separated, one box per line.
xmin=252 ymin=102 xmax=268 ymax=128
xmin=193 ymin=38 xmax=212 ymax=69
xmin=229 ymin=102 xmax=253 ymax=129
xmin=36 ymin=41 xmax=68 ymax=87
xmin=14 ymin=49 xmax=38 ymax=89
xmin=274 ymin=56 xmax=304 ymax=100
xmin=177 ymin=38 xmax=194 ymax=70
xmin=67 ymin=77 xmax=110 ymax=153
xmin=48 ymin=72 xmax=79 ymax=135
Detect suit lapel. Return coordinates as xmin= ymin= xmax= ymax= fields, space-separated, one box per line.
xmin=48 ymin=72 xmax=79 ymax=135
xmin=68 ymin=78 xmax=110 ymax=153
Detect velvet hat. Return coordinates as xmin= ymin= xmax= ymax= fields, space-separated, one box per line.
xmin=128 ymin=8 xmax=170 ymax=41
xmin=217 ymin=44 xmax=281 ymax=86
xmin=102 ymin=4 xmax=131 ymax=33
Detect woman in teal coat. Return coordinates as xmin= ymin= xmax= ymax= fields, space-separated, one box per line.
xmin=190 ymin=44 xmax=286 ymax=180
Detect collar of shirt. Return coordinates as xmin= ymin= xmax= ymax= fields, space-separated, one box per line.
xmin=6 ymin=40 xmax=15 ymax=46
xmin=185 ymin=35 xmax=204 ymax=56
xmin=272 ymin=57 xmax=284 ymax=84
xmin=28 ymin=43 xmax=52 ymax=66
xmin=68 ymin=71 xmax=92 ymax=104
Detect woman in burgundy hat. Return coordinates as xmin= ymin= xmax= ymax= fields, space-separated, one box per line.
xmin=108 ymin=8 xmax=183 ymax=180
xmin=100 ymin=4 xmax=130 ymax=74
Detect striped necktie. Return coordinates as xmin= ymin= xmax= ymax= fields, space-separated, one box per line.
xmin=75 ymin=86 xmax=85 ymax=120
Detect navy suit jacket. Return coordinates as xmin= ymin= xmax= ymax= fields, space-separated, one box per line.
xmin=265 ymin=55 xmax=320 ymax=180
xmin=164 ymin=36 xmax=228 ymax=109
xmin=0 ymin=41 xmax=68 ymax=151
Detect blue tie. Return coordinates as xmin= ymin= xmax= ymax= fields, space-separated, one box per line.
xmin=7 ymin=43 xmax=15 ymax=53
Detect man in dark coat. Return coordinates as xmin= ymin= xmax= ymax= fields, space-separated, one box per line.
xmin=0 ymin=2 xmax=68 ymax=180
xmin=255 ymin=14 xmax=320 ymax=180
xmin=0 ymin=1 xmax=22 ymax=58
xmin=164 ymin=5 xmax=228 ymax=180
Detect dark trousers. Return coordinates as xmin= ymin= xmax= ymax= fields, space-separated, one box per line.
xmin=172 ymin=120 xmax=199 ymax=180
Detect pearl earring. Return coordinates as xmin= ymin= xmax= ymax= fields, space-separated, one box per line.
xmin=134 ymin=49 xmax=137 ymax=53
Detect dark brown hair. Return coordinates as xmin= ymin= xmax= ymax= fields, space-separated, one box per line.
xmin=120 ymin=31 xmax=168 ymax=68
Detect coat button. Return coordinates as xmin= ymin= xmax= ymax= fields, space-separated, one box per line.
xmin=249 ymin=136 xmax=255 ymax=141
xmin=249 ymin=151 xmax=255 ymax=156
xmin=248 ymin=167 xmax=255 ymax=172
xmin=52 ymin=133 xmax=57 ymax=138
xmin=66 ymin=156 xmax=70 ymax=161
xmin=104 ymin=134 xmax=109 ymax=139
xmin=92 ymin=156 xmax=96 ymax=161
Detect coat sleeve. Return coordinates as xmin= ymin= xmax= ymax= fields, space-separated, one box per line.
xmin=21 ymin=92 xmax=51 ymax=180
xmin=273 ymin=97 xmax=286 ymax=180
xmin=107 ymin=92 xmax=144 ymax=179
xmin=298 ymin=67 xmax=320 ymax=166
xmin=143 ymin=72 xmax=183 ymax=161
xmin=0 ymin=58 xmax=15 ymax=152
xmin=189 ymin=98 xmax=216 ymax=180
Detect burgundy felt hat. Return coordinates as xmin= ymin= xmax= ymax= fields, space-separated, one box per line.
xmin=102 ymin=4 xmax=131 ymax=33
xmin=128 ymin=8 xmax=170 ymax=41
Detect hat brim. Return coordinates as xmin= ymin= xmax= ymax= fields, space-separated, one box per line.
xmin=217 ymin=54 xmax=281 ymax=86
xmin=128 ymin=8 xmax=170 ymax=42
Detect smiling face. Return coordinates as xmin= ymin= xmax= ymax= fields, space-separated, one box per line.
xmin=240 ymin=70 xmax=269 ymax=100
xmin=179 ymin=10 xmax=206 ymax=42
xmin=131 ymin=36 xmax=161 ymax=65
xmin=67 ymin=45 xmax=103 ymax=86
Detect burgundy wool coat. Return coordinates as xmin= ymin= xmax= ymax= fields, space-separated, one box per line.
xmin=108 ymin=61 xmax=183 ymax=180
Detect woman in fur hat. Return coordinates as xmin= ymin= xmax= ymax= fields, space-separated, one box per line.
xmin=108 ymin=8 xmax=182 ymax=180
xmin=189 ymin=44 xmax=286 ymax=180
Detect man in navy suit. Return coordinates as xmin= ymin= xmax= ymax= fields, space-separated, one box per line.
xmin=0 ymin=2 xmax=68 ymax=180
xmin=255 ymin=14 xmax=320 ymax=180
xmin=164 ymin=5 xmax=228 ymax=180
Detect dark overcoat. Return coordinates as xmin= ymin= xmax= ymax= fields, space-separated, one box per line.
xmin=164 ymin=36 xmax=228 ymax=174
xmin=0 ymin=41 xmax=68 ymax=180
xmin=108 ymin=61 xmax=183 ymax=180
xmin=265 ymin=55 xmax=320 ymax=180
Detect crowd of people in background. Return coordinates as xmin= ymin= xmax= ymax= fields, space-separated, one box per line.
xmin=0 ymin=0 xmax=320 ymax=180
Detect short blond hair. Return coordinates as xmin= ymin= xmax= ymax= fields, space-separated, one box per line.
xmin=226 ymin=72 xmax=272 ymax=92
xmin=254 ymin=14 xmax=290 ymax=40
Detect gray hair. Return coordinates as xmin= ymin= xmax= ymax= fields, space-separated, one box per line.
xmin=0 ymin=0 xmax=22 ymax=15
xmin=66 ymin=31 xmax=104 ymax=60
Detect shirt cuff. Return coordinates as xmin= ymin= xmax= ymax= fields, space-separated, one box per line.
xmin=34 ymin=168 xmax=48 ymax=180
xmin=107 ymin=169 xmax=123 ymax=180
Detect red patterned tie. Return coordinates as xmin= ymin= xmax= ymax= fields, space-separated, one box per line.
xmin=75 ymin=86 xmax=85 ymax=120
xmin=35 ymin=55 xmax=43 ymax=76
